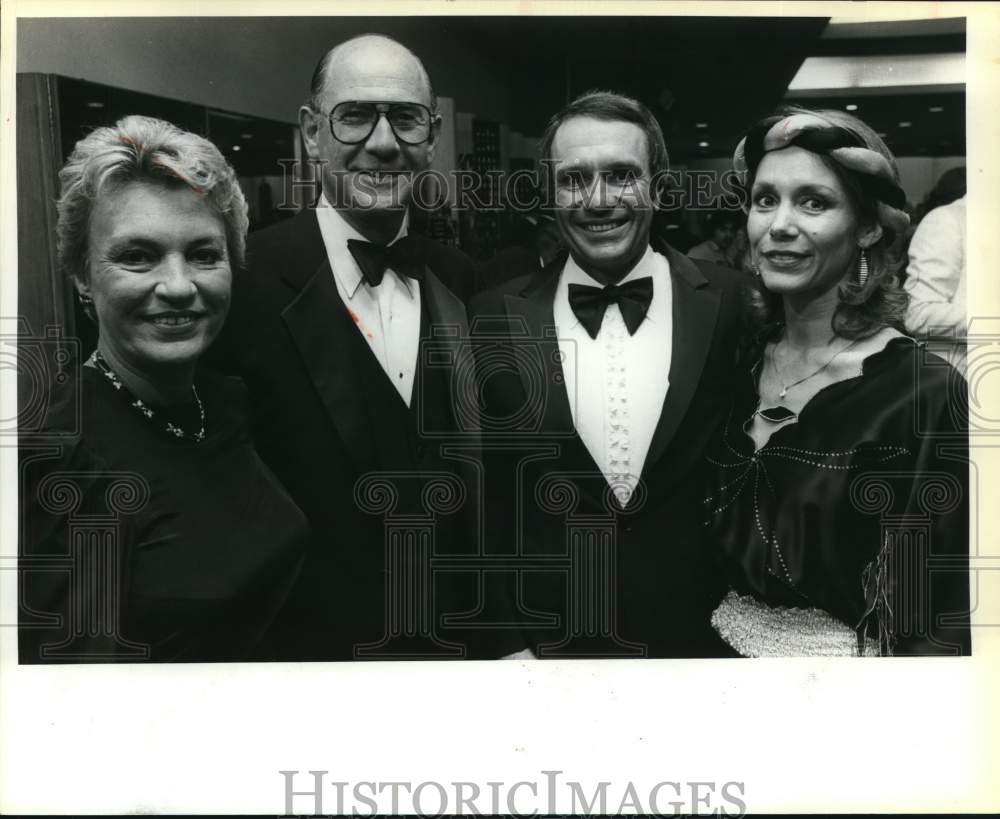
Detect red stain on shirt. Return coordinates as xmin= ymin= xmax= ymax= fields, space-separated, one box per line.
xmin=347 ymin=308 xmax=375 ymax=340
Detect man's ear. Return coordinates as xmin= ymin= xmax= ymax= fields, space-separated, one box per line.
xmin=857 ymin=222 xmax=883 ymax=249
xmin=425 ymin=113 xmax=442 ymax=164
xmin=298 ymin=105 xmax=322 ymax=159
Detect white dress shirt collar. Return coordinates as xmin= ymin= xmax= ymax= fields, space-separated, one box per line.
xmin=315 ymin=194 xmax=411 ymax=299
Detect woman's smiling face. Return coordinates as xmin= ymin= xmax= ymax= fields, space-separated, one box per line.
xmin=81 ymin=180 xmax=232 ymax=379
xmin=748 ymin=146 xmax=872 ymax=300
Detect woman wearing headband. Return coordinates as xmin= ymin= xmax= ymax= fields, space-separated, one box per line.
xmin=704 ymin=107 xmax=970 ymax=657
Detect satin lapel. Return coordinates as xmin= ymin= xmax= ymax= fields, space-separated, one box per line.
xmin=281 ymin=258 xmax=377 ymax=473
xmin=503 ymin=268 xmax=605 ymax=488
xmin=642 ymin=246 xmax=721 ymax=478
xmin=422 ymin=270 xmax=472 ymax=428
xmin=502 ymin=270 xmax=573 ymax=437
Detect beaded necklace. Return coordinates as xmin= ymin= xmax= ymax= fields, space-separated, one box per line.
xmin=89 ymin=350 xmax=206 ymax=443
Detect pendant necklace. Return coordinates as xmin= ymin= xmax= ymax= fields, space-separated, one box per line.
xmin=89 ymin=350 xmax=206 ymax=442
xmin=755 ymin=337 xmax=864 ymax=425
xmin=770 ymin=337 xmax=863 ymax=400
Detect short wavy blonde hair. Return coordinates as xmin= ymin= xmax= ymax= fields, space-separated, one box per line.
xmin=56 ymin=115 xmax=249 ymax=284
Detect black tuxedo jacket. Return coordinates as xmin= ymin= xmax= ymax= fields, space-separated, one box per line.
xmin=209 ymin=209 xmax=497 ymax=660
xmin=468 ymin=241 xmax=748 ymax=658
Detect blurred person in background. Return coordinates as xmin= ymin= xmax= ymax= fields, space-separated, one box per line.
xmin=478 ymin=211 xmax=565 ymax=289
xmin=903 ymin=168 xmax=967 ymax=374
xmin=687 ymin=208 xmax=742 ymax=267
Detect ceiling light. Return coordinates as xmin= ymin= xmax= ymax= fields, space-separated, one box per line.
xmin=898 ymin=121 xmax=912 ymax=128
xmin=240 ymin=132 xmax=253 ymax=139
xmin=929 ymin=105 xmax=944 ymax=113
xmin=232 ymin=145 xmax=241 ymax=151
xmin=695 ymin=122 xmax=709 ymax=129
xmin=698 ymin=141 xmax=709 ymax=148
xmin=86 ymin=101 xmax=105 ymax=109
xmin=845 ymin=103 xmax=858 ymax=111
xmin=787 ymin=53 xmax=963 ymax=93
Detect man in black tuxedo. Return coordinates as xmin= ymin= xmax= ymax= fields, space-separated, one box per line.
xmin=470 ymin=92 xmax=747 ymax=657
xmin=211 ymin=35 xmax=500 ymax=660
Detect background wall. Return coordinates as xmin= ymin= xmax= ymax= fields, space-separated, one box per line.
xmin=17 ymin=17 xmax=512 ymax=125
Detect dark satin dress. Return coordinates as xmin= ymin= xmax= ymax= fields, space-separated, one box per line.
xmin=705 ymin=337 xmax=971 ymax=656
xmin=19 ymin=365 xmax=309 ymax=663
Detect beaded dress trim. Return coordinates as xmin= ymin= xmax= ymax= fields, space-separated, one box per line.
xmin=711 ymin=589 xmax=879 ymax=657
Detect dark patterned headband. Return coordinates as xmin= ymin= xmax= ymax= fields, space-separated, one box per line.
xmin=734 ymin=112 xmax=910 ymax=236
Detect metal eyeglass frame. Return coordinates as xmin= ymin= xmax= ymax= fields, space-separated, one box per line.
xmin=324 ymin=100 xmax=438 ymax=146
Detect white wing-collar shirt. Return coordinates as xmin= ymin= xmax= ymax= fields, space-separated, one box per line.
xmin=315 ymin=194 xmax=421 ymax=406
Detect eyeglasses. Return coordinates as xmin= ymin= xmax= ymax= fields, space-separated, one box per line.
xmin=324 ymin=100 xmax=436 ymax=146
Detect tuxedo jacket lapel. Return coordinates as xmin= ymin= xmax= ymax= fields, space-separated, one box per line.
xmin=642 ymin=243 xmax=721 ymax=479
xmin=504 ymin=266 xmax=607 ymax=488
xmin=278 ymin=219 xmax=476 ymax=474
xmin=280 ymin=240 xmax=378 ymax=474
xmin=503 ymin=268 xmax=575 ymax=437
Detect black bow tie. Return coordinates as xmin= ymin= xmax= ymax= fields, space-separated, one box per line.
xmin=347 ymin=236 xmax=425 ymax=287
xmin=568 ymin=277 xmax=654 ymax=339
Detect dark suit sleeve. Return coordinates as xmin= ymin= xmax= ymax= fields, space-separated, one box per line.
xmin=467 ymin=287 xmax=537 ymax=655
xmin=419 ymin=236 xmax=484 ymax=303
xmin=206 ymin=216 xmax=302 ymax=378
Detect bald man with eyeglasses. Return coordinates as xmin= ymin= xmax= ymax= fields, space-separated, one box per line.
xmin=210 ymin=35 xmax=513 ymax=662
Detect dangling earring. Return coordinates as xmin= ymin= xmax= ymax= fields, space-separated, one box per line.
xmin=78 ymin=291 xmax=96 ymax=323
xmin=856 ymin=249 xmax=870 ymax=287
xmin=751 ymin=261 xmax=762 ymax=277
